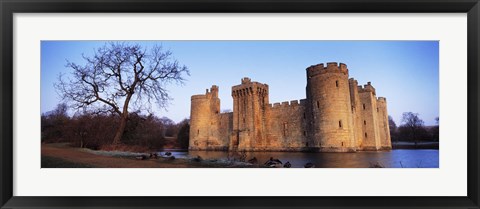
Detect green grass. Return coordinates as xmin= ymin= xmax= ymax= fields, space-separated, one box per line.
xmin=41 ymin=156 xmax=96 ymax=168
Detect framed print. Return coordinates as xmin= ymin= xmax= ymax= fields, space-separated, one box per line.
xmin=1 ymin=0 xmax=479 ymax=208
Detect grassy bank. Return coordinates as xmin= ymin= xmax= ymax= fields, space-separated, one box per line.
xmin=41 ymin=143 xmax=257 ymax=168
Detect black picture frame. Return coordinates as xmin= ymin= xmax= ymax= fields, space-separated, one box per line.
xmin=1 ymin=0 xmax=479 ymax=208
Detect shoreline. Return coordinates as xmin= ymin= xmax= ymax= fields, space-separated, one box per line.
xmin=41 ymin=143 xmax=257 ymax=168
xmin=41 ymin=142 xmax=439 ymax=168
xmin=391 ymin=142 xmax=439 ymax=149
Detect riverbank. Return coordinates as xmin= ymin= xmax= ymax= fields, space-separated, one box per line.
xmin=41 ymin=143 xmax=439 ymax=168
xmin=41 ymin=143 xmax=256 ymax=168
xmin=392 ymin=141 xmax=439 ymax=149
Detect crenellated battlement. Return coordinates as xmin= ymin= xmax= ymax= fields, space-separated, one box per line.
xmin=306 ymin=62 xmax=349 ymax=79
xmin=358 ymin=82 xmax=376 ymax=95
xmin=349 ymin=78 xmax=358 ymax=85
xmin=300 ymin=99 xmax=307 ymax=105
xmin=192 ymin=85 xmax=220 ymax=100
xmin=269 ymin=99 xmax=306 ymax=108
xmin=377 ymin=97 xmax=387 ymax=102
xmin=241 ymin=77 xmax=251 ymax=84
xmin=232 ymin=77 xmax=269 ymax=98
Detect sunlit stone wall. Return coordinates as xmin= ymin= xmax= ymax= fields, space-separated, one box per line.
xmin=189 ymin=62 xmax=392 ymax=152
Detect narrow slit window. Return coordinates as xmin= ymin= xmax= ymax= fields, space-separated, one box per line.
xmin=335 ymin=80 xmax=339 ymax=87
xmin=341 ymin=142 xmax=344 ymax=147
xmin=339 ymin=120 xmax=342 ymax=128
xmin=283 ymin=122 xmax=288 ymax=136
xmin=303 ymin=131 xmax=307 ymax=136
xmin=365 ymin=132 xmax=368 ymax=138
xmin=317 ymin=101 xmax=320 ymax=108
xmin=197 ymin=129 xmax=200 ymax=136
xmin=363 ymin=104 xmax=366 ymax=110
xmin=364 ymin=120 xmax=366 ymax=125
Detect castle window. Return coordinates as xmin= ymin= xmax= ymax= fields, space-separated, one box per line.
xmin=317 ymin=101 xmax=320 ymax=108
xmin=197 ymin=129 xmax=200 ymax=136
xmin=303 ymin=112 xmax=306 ymax=119
xmin=364 ymin=120 xmax=366 ymax=125
xmin=336 ymin=80 xmax=339 ymax=87
xmin=306 ymin=142 xmax=309 ymax=147
xmin=363 ymin=104 xmax=366 ymax=110
xmin=243 ymin=117 xmax=245 ymax=123
xmin=303 ymin=131 xmax=306 ymax=136
xmin=339 ymin=120 xmax=342 ymax=128
xmin=365 ymin=132 xmax=368 ymax=138
xmin=283 ymin=122 xmax=288 ymax=136
xmin=341 ymin=142 xmax=344 ymax=147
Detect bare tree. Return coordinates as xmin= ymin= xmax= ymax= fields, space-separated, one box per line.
xmin=401 ymin=112 xmax=425 ymax=145
xmin=56 ymin=42 xmax=189 ymax=144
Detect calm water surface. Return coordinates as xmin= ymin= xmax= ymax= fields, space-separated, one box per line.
xmin=162 ymin=149 xmax=439 ymax=168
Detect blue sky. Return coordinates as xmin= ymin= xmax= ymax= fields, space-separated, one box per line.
xmin=41 ymin=41 xmax=439 ymax=126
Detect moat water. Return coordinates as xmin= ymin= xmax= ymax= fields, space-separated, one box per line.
xmin=162 ymin=149 xmax=439 ymax=168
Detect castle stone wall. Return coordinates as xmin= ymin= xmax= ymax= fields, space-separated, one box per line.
xmin=358 ymin=83 xmax=381 ymax=150
xmin=189 ymin=62 xmax=392 ymax=152
xmin=265 ymin=100 xmax=308 ymax=151
xmin=189 ymin=94 xmax=212 ymax=150
xmin=216 ymin=112 xmax=233 ymax=150
xmin=349 ymin=78 xmax=364 ymax=148
xmin=377 ymin=97 xmax=392 ymax=150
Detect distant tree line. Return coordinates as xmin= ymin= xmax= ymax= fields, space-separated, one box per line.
xmin=41 ymin=103 xmax=190 ymax=151
xmin=389 ymin=112 xmax=439 ymax=143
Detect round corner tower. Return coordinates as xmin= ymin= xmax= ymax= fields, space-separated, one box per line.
xmin=305 ymin=62 xmax=356 ymax=152
xmin=189 ymin=85 xmax=220 ymax=150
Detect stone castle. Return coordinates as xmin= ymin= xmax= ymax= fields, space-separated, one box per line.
xmin=189 ymin=62 xmax=392 ymax=152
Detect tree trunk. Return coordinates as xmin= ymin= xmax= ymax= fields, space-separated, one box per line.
xmin=113 ymin=91 xmax=133 ymax=145
xmin=113 ymin=115 xmax=128 ymax=144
